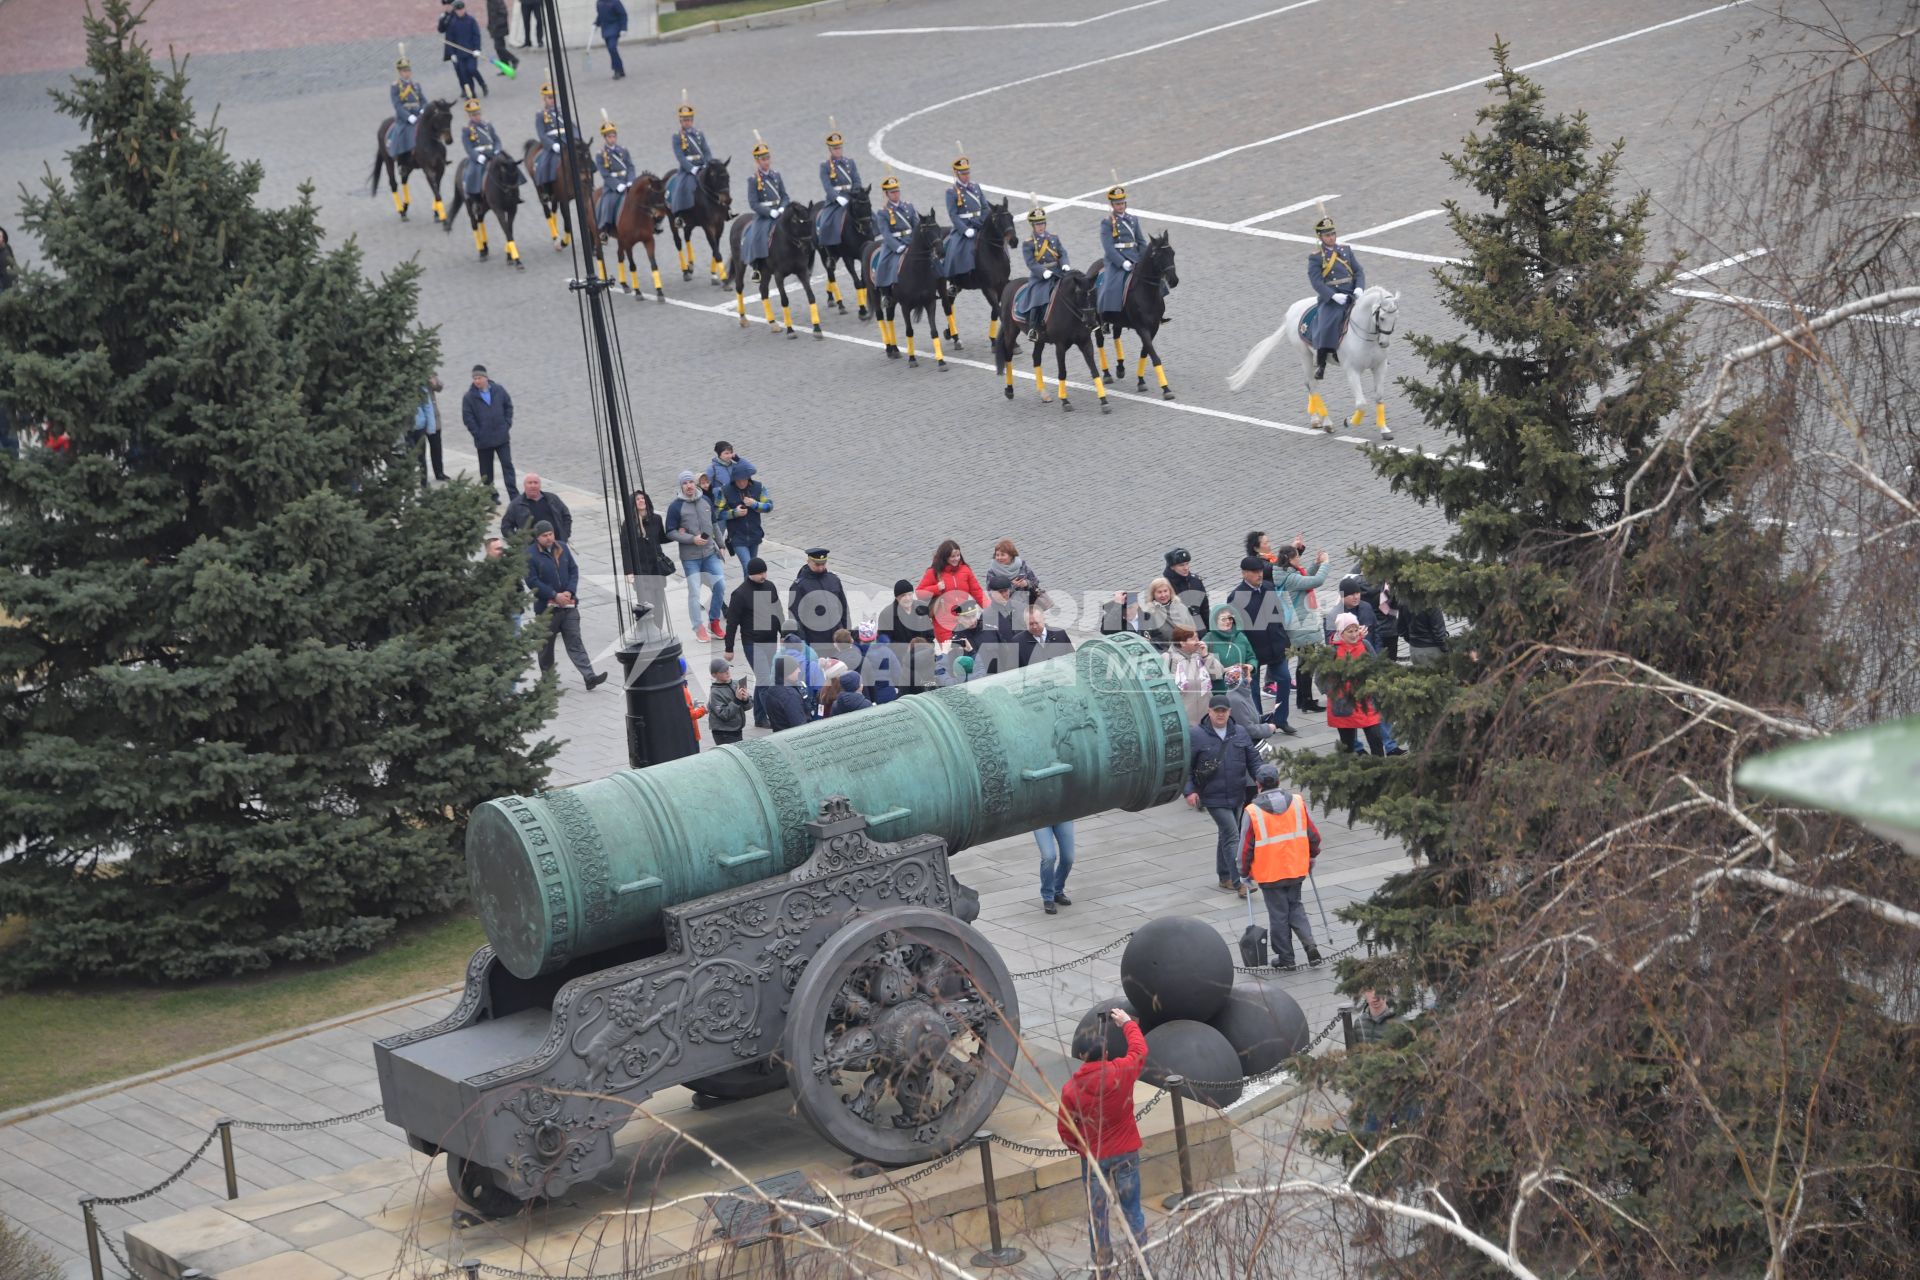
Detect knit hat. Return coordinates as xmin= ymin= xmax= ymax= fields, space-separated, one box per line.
xmin=893 ymin=578 xmax=916 ymax=597
xmin=532 ymin=520 xmax=554 ymax=535
xmin=1256 ymin=762 xmax=1282 ymax=786
xmin=1334 ymin=611 xmax=1361 ymax=633
xmin=677 ymin=469 xmax=697 ymax=485
xmin=747 ymin=557 xmax=768 ymax=576
xmin=1339 ymin=575 xmax=1369 ymax=596
xmin=471 ymin=363 xmax=487 ymax=375
xmin=709 ymin=657 xmax=732 ymax=676
xmin=733 ymin=460 xmax=757 ymax=480
xmin=839 ymin=670 xmax=861 ymax=691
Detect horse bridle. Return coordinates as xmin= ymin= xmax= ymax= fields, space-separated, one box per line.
xmin=1361 ymin=295 xmax=1396 ymax=347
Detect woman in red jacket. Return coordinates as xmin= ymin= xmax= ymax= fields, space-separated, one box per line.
xmin=1325 ymin=611 xmax=1386 ymax=755
xmin=915 ymin=538 xmax=986 ymax=644
xmin=1059 ymin=1006 xmax=1149 ymax=1266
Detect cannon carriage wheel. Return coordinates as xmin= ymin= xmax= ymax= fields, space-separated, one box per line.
xmin=782 ymin=907 xmax=1019 ymax=1166
xmin=448 ymin=1153 xmax=528 ymax=1219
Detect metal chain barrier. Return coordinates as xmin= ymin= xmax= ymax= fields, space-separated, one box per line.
xmin=230 ymin=1103 xmax=384 ymax=1132
xmin=1010 ymin=931 xmax=1133 ymax=979
xmin=86 ymin=1124 xmax=221 ymax=1208
xmin=836 ymin=1143 xmax=973 ymax=1201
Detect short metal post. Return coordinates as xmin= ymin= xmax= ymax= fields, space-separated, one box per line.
xmin=460 ymin=1259 xmax=482 ymax=1280
xmin=80 ymin=1199 xmax=105 ymax=1280
xmin=1161 ymin=1077 xmax=1197 ymax=1210
xmin=967 ymin=1131 xmax=1024 ymax=1268
xmin=770 ymin=1227 xmax=790 ymax=1279
xmin=217 ymin=1119 xmax=239 ymax=1200
xmin=1340 ymin=1005 xmax=1357 ymax=1050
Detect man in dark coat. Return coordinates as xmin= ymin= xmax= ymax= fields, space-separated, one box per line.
xmin=1015 ymin=604 xmax=1074 ymax=669
xmin=500 ymin=473 xmax=571 ymax=541
xmin=525 ymin=523 xmax=607 ymax=690
xmin=1224 ymin=555 xmax=1289 ymax=728
xmin=1184 ymin=696 xmax=1260 ymax=893
xmin=880 ymin=578 xmax=930 ymax=648
xmin=763 ymin=656 xmax=811 ymax=732
xmin=460 ymin=363 xmax=515 ymax=501
xmin=484 ymin=0 xmax=519 ymax=70
xmin=441 ymin=0 xmax=487 ymax=100
xmin=723 ymin=557 xmax=786 ymax=728
xmin=788 ymin=548 xmax=850 ymax=648
xmin=972 ymin=570 xmax=1023 ymax=679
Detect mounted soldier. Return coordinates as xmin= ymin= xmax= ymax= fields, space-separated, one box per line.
xmin=1017 ymin=205 xmax=1069 ymax=328
xmin=741 ymin=132 xmax=789 ymax=268
xmin=1307 ymin=212 xmax=1365 ymax=380
xmin=460 ymin=99 xmax=502 ymax=200
xmin=665 ymin=93 xmax=712 ymax=218
xmin=531 ymin=83 xmax=569 ymax=188
xmin=1095 ymin=184 xmax=1153 ymax=317
xmin=941 ymin=152 xmax=988 ymax=279
xmin=595 ymin=114 xmax=636 ymax=239
xmin=871 ymin=175 xmax=916 ymax=291
xmin=386 ymin=46 xmax=425 ymax=169
xmin=814 ymin=121 xmax=862 ymax=254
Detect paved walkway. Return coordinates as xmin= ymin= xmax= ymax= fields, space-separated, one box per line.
xmin=0 ymin=453 xmax=1406 ymax=1277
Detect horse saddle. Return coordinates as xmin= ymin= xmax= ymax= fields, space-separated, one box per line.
xmin=1008 ymin=282 xmax=1062 ymax=331
xmin=1299 ymin=302 xmax=1352 ymax=346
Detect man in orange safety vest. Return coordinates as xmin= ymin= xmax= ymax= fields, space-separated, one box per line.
xmin=1238 ymin=762 xmax=1324 ymax=971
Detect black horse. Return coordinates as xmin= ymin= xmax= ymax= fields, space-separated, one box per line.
xmin=1090 ymin=231 xmax=1180 ymax=399
xmin=939 ymin=197 xmax=1017 ymax=352
xmin=447 ymin=152 xmax=525 ymax=268
xmin=727 ymin=202 xmax=822 ymax=338
xmin=370 ymin=99 xmax=455 ymax=224
xmin=668 ymin=157 xmax=732 ymax=288
xmin=992 ymin=271 xmax=1109 ymax=413
xmin=861 ymin=213 xmax=949 ymax=368
xmin=521 ymin=135 xmax=593 ymax=251
xmin=817 ymin=184 xmax=875 ymax=320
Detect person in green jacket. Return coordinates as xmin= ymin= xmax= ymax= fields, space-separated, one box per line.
xmin=1204 ymin=604 xmax=1256 ymax=692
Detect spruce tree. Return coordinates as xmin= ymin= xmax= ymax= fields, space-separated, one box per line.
xmin=0 ymin=1 xmax=555 ymax=983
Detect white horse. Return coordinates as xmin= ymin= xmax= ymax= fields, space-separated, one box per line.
xmin=1227 ymin=285 xmax=1400 ymax=439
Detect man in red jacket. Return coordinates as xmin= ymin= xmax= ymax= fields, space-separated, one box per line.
xmin=1059 ymin=1006 xmax=1149 ymax=1269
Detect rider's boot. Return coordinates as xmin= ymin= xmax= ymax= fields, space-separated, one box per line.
xmin=1315 ymin=348 xmax=1330 ymax=380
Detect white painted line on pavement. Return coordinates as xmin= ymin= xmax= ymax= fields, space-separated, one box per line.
xmin=1073 ymin=1 xmax=1753 ymax=203
xmin=1346 ymin=209 xmax=1445 ymax=240
xmin=1673 ymin=247 xmax=1768 ymax=280
xmin=1232 ymin=194 xmax=1340 ymax=230
xmin=1671 ymin=287 xmax=1920 ymax=325
xmin=819 ymin=0 xmax=1174 ymax=36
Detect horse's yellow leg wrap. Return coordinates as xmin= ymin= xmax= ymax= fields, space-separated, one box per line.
xmin=988 ymin=318 xmax=998 ymax=341
xmin=1114 ymin=335 xmax=1126 ymax=365
xmin=762 ymin=297 xmax=776 ymax=326
xmin=597 ymin=257 xmax=608 ymax=281
xmin=617 ymin=260 xmax=631 ymax=289
xmin=907 ymin=335 xmax=917 ymax=359
xmin=877 ymin=317 xmax=892 ymax=345
xmin=1155 ymin=363 xmax=1169 ymax=389
xmin=546 ymin=213 xmax=559 ymax=241
xmin=1138 ymin=356 xmax=1150 ymax=380
xmin=391 ymin=191 xmax=406 ymax=215
xmin=1375 ymin=403 xmax=1387 ymax=429
xmin=1034 ymin=365 xmax=1047 ymax=395
xmin=945 ymin=309 xmax=957 ymax=339
xmin=808 ymin=301 xmax=820 ymax=327
xmin=856 ymin=287 xmax=868 ymax=309
xmin=650 ymin=267 xmax=663 ymax=292
xmin=1350 ymin=407 xmax=1365 ymax=427
xmin=506 ymin=240 xmax=519 ymax=262
xmin=1097 ymin=345 xmax=1111 ymax=374
xmin=1095 ymin=375 xmax=1107 ymax=404
xmin=711 ymin=258 xmax=724 ymax=279
xmin=735 ymin=291 xmax=746 ymax=319
xmin=825 ymin=280 xmax=840 ymax=304
xmin=781 ymin=303 xmax=794 ymax=330
xmin=933 ymin=335 xmax=945 ymax=362
xmin=1307 ymin=392 xmax=1326 ymax=418
xmin=1057 ymin=374 xmax=1070 ymax=403
xmin=432 ymin=198 xmax=445 ymax=222
xmin=473 ymin=225 xmax=487 ymax=253
xmin=1004 ymin=364 xmax=1014 ymax=391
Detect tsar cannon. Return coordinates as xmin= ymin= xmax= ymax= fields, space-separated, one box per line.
xmin=374 ymin=633 xmax=1187 ymax=1215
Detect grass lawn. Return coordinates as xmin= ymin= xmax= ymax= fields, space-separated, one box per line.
xmin=0 ymin=912 xmax=484 ymax=1113
xmin=661 ymin=0 xmax=823 ymax=33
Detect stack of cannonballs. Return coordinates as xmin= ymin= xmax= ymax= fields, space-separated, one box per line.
xmin=1071 ymin=916 xmax=1310 ymax=1109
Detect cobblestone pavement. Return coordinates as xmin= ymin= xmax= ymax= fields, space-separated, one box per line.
xmin=0 ymin=0 xmax=1832 ymax=1271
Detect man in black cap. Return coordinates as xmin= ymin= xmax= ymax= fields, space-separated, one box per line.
xmin=788 ymin=549 xmax=850 ymax=649
xmin=525 ymin=521 xmax=607 ymax=690
xmin=880 ymin=578 xmax=929 ymax=647
xmin=723 ymin=556 xmax=785 ymax=728
xmin=1163 ymin=548 xmax=1209 ymax=631
xmin=460 ymin=363 xmax=516 ymax=502
xmin=973 ymin=568 xmax=1023 ymax=678
xmin=1224 ymin=555 xmax=1290 ymax=728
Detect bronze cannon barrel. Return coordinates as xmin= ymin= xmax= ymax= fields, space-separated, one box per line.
xmin=467 ymin=633 xmax=1189 ymax=978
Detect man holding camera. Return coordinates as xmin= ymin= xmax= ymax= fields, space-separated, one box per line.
xmin=1060 ymin=1005 xmax=1149 ymax=1273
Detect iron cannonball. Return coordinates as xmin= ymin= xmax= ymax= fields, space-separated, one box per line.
xmin=1208 ymin=982 xmax=1310 ymax=1078
xmin=1071 ymin=998 xmax=1141 ymax=1061
xmin=1142 ymin=1019 xmax=1244 ymax=1109
xmin=1120 ymin=916 xmax=1234 ymax=1026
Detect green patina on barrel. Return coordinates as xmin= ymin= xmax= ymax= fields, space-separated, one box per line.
xmin=468 ymin=632 xmax=1190 ymax=978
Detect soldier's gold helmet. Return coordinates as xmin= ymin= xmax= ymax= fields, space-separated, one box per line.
xmin=539 ymin=82 xmax=555 ymax=97
xmin=1106 ymin=184 xmax=1127 ymax=203
xmin=464 ymin=99 xmax=483 ymax=115
xmin=1027 ymin=207 xmax=1047 ymax=225
xmin=1314 ymin=215 xmax=1336 ymax=235
xmin=677 ymin=104 xmax=695 ymax=120
xmin=825 ymin=131 xmax=844 ymax=147
xmin=879 ymin=175 xmax=901 ymax=193
xmin=395 ymin=44 xmax=411 ymax=71
xmin=600 ymin=119 xmax=618 ymax=138
xmin=951 ymin=156 xmax=970 ymax=174
xmin=751 ymin=136 xmax=771 ymax=158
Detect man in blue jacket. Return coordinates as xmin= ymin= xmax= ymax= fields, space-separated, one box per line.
xmin=716 ymin=461 xmax=772 ymax=572
xmin=526 ymin=523 xmax=609 ymax=690
xmin=441 ymin=0 xmax=487 ymax=101
xmin=1224 ymin=555 xmax=1290 ymax=728
xmin=460 ymin=364 xmax=517 ymax=502
xmin=1185 ymin=695 xmax=1260 ymax=895
xmin=595 ymin=0 xmax=629 ymax=81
